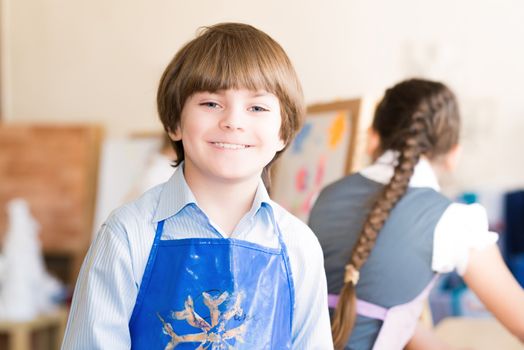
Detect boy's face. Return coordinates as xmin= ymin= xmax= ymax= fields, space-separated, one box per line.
xmin=170 ymin=88 xmax=285 ymax=185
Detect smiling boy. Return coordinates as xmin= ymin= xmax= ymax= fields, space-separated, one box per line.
xmin=169 ymin=89 xmax=286 ymax=234
xmin=61 ymin=23 xmax=332 ymax=349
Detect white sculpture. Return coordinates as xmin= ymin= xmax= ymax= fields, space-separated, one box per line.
xmin=0 ymin=198 xmax=62 ymax=321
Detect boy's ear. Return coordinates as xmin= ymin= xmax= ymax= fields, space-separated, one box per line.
xmin=276 ymin=138 xmax=286 ymax=152
xmin=168 ymin=126 xmax=182 ymax=141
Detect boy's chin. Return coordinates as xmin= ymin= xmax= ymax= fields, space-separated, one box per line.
xmin=213 ymin=170 xmax=263 ymax=185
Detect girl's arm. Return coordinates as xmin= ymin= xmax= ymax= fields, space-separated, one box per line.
xmin=432 ymin=202 xmax=524 ymax=342
xmin=463 ymin=244 xmax=524 ymax=342
xmin=405 ymin=323 xmax=464 ymax=350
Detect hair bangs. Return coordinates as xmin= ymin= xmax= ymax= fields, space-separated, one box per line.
xmin=181 ymin=31 xmax=283 ymax=97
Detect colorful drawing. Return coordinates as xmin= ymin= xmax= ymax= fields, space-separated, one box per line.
xmin=271 ymin=99 xmax=362 ymax=223
xmin=291 ymin=123 xmax=312 ymax=153
xmin=314 ymin=155 xmax=327 ymax=187
xmin=299 ymin=155 xmax=327 ymax=215
xmin=329 ymin=112 xmax=347 ymax=149
xmin=295 ymin=167 xmax=308 ymax=192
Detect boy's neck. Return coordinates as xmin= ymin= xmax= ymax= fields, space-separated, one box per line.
xmin=184 ymin=172 xmax=260 ymax=237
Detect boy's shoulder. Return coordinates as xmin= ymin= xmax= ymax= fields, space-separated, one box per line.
xmin=269 ymin=199 xmax=319 ymax=244
xmin=105 ymin=183 xmax=165 ymax=230
xmin=269 ymin=199 xmax=325 ymax=271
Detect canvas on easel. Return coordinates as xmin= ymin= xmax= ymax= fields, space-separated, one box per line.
xmin=271 ymin=98 xmax=371 ymax=223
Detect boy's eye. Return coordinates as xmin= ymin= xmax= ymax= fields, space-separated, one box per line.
xmin=249 ymin=105 xmax=269 ymax=112
xmin=200 ymin=102 xmax=219 ymax=108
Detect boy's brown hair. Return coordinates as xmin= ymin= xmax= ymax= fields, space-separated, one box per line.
xmin=157 ymin=22 xmax=305 ymax=185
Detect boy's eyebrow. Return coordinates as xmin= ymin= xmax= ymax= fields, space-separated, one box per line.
xmin=250 ymin=90 xmax=275 ymax=98
xmin=253 ymin=92 xmax=271 ymax=97
xmin=199 ymin=90 xmax=273 ymax=98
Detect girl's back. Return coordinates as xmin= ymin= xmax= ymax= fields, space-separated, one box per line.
xmin=310 ymin=168 xmax=450 ymax=348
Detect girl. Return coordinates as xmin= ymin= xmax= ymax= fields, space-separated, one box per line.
xmin=308 ymin=78 xmax=524 ymax=349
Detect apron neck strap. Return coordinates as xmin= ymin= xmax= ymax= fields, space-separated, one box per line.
xmin=154 ymin=220 xmax=165 ymax=244
xmin=265 ymin=205 xmax=287 ymax=251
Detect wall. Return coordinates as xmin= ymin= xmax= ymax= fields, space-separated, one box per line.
xmin=2 ymin=0 xmax=523 ymax=197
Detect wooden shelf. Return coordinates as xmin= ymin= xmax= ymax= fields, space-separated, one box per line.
xmin=0 ymin=307 xmax=68 ymax=350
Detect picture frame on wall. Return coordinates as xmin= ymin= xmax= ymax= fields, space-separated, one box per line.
xmin=271 ymin=98 xmax=370 ymax=223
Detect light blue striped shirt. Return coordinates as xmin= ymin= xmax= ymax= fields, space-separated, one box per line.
xmin=62 ymin=166 xmax=333 ymax=349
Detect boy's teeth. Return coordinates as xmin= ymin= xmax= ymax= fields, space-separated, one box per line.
xmin=214 ymin=142 xmax=247 ymax=149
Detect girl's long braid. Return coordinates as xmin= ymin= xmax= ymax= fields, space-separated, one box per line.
xmin=331 ymin=78 xmax=461 ymax=349
xmin=331 ymin=118 xmax=425 ymax=349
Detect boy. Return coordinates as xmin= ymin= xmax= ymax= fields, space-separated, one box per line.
xmin=62 ymin=22 xmax=332 ymax=349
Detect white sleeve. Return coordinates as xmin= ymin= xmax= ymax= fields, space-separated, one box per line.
xmin=61 ymin=218 xmax=136 ymax=349
xmin=279 ymin=215 xmax=333 ymax=350
xmin=432 ymin=203 xmax=499 ymax=275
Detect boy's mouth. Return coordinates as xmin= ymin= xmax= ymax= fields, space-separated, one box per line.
xmin=211 ymin=142 xmax=251 ymax=150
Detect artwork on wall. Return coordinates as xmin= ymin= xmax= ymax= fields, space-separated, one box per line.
xmin=271 ymin=98 xmax=368 ymax=223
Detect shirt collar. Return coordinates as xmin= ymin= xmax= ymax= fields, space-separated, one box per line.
xmin=360 ymin=150 xmax=441 ymax=191
xmin=251 ymin=179 xmax=273 ymax=214
xmin=152 ymin=162 xmax=273 ymax=223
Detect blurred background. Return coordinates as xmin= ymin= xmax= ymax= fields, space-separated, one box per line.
xmin=1 ymin=0 xmax=524 ymax=349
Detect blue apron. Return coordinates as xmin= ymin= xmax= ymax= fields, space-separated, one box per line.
xmin=129 ymin=216 xmax=295 ymax=349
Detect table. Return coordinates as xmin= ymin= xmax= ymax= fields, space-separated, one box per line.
xmin=0 ymin=308 xmax=68 ymax=350
xmin=435 ymin=317 xmax=523 ymax=350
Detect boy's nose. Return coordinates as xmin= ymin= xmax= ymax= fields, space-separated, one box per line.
xmin=219 ymin=108 xmax=244 ymax=131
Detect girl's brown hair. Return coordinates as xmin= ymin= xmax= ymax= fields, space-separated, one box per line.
xmin=157 ymin=22 xmax=305 ymax=187
xmin=331 ymin=79 xmax=461 ymax=349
